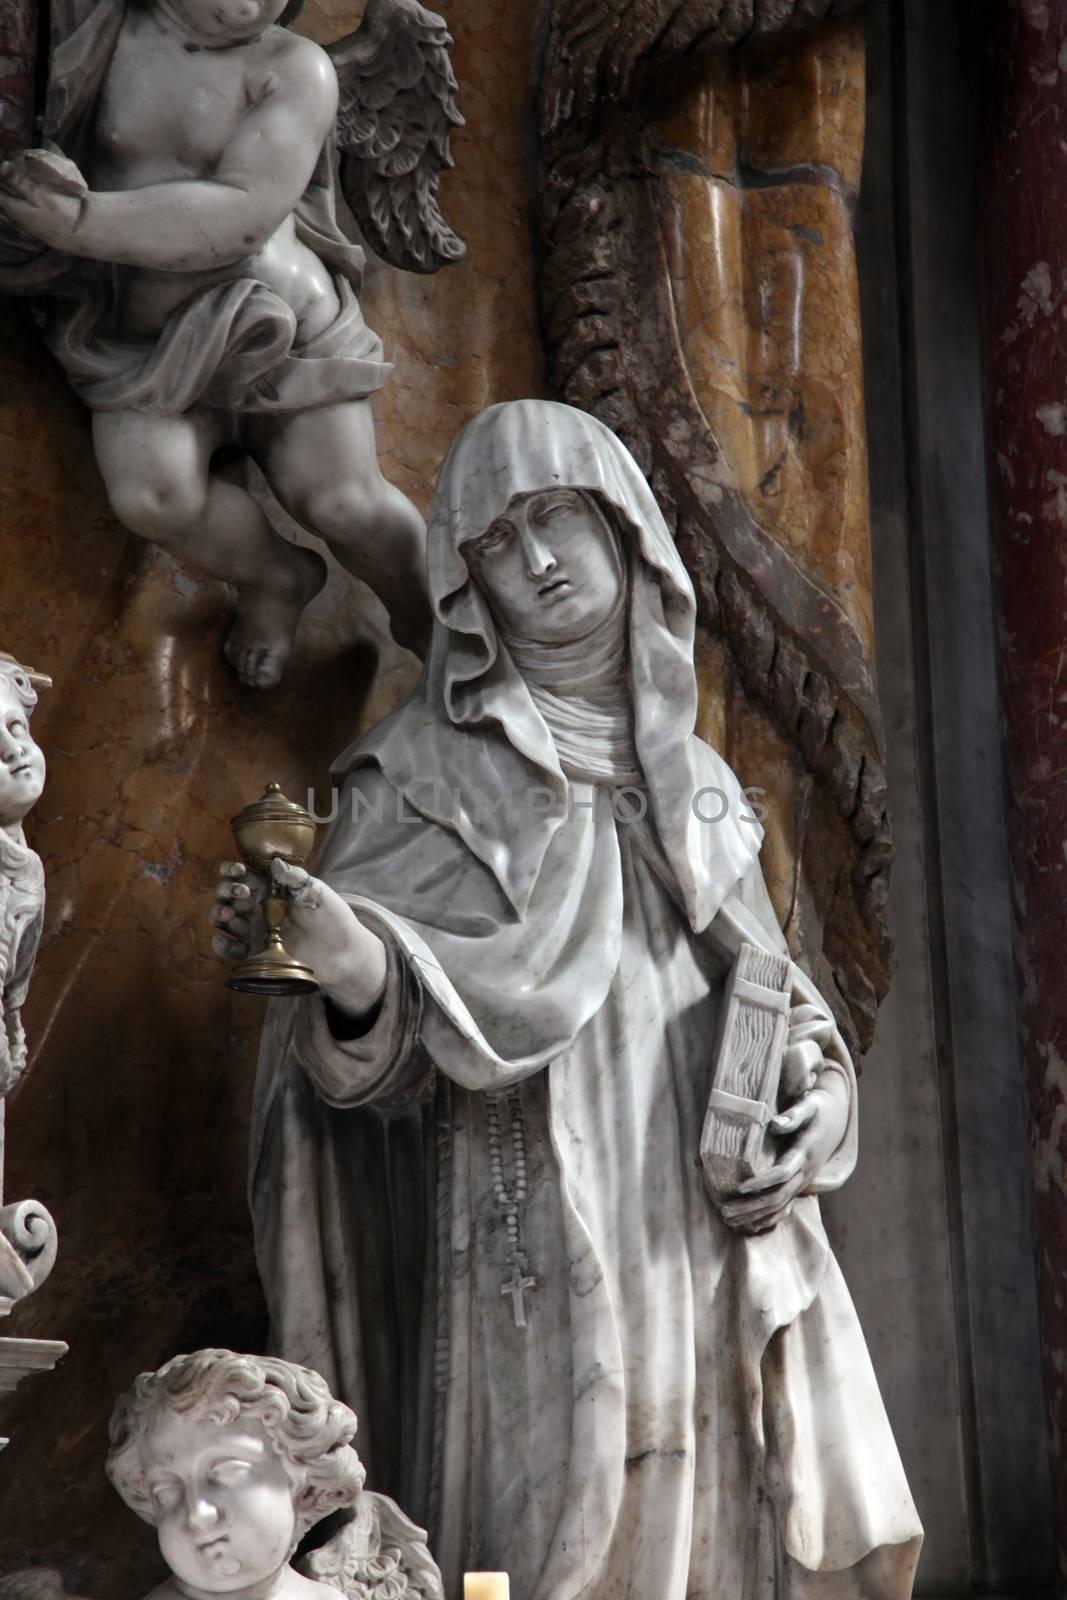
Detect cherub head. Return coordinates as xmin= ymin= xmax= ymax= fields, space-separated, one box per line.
xmin=0 ymin=653 xmax=49 ymax=833
xmin=106 ymin=1350 xmax=365 ymax=1596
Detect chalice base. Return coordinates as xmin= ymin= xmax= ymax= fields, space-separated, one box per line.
xmin=226 ymin=941 xmax=319 ymax=997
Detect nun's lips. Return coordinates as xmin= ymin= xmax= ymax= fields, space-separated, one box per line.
xmin=537 ymin=577 xmax=572 ymax=599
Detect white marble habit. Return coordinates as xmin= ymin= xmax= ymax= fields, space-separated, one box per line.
xmin=250 ymin=402 xmax=923 ymax=1599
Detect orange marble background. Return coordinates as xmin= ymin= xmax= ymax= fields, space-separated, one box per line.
xmin=0 ymin=0 xmax=543 ymax=1586
xmin=657 ymin=23 xmax=875 ymax=988
xmin=659 ymin=25 xmax=871 ymax=650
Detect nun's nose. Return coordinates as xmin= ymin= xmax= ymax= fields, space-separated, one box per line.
xmin=517 ymin=524 xmax=557 ymax=579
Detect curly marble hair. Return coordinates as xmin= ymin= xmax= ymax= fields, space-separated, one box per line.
xmin=0 ymin=652 xmax=50 ymax=714
xmin=106 ymin=1349 xmax=366 ymax=1536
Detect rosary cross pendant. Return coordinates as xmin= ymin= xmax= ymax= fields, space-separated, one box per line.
xmin=501 ymin=1261 xmax=537 ymax=1329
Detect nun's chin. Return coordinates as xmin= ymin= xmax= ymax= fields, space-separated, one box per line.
xmin=511 ymin=592 xmax=610 ymax=645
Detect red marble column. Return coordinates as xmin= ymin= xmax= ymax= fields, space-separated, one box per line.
xmin=980 ymin=2 xmax=1067 ymax=1581
xmin=0 ymin=0 xmax=35 ymax=153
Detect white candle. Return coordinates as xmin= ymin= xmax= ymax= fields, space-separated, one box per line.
xmin=464 ymin=1575 xmax=510 ymax=1600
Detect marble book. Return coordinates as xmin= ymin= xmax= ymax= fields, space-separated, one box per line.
xmin=700 ymin=942 xmax=791 ymax=1200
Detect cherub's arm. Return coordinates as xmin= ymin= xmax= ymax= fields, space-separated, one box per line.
xmin=0 ymin=38 xmax=337 ymax=269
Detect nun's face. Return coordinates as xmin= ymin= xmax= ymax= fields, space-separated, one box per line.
xmin=464 ymin=490 xmax=624 ymax=644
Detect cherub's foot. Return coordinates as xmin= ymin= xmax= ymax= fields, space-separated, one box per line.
xmin=225 ymin=548 xmax=327 ymax=689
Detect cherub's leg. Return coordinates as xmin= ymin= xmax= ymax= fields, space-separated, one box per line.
xmin=249 ymin=400 xmax=431 ymax=657
xmin=92 ymin=408 xmax=326 ymax=688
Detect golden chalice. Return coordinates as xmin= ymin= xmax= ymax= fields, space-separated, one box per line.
xmin=226 ymin=783 xmax=319 ymax=996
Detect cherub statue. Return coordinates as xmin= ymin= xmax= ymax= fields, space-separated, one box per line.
xmin=0 ymin=651 xmax=60 ymax=1320
xmin=0 ymin=0 xmax=465 ymax=687
xmin=106 ymin=1348 xmax=444 ymax=1600
xmin=0 ymin=652 xmax=49 ymax=1101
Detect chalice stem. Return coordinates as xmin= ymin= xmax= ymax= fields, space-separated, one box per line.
xmin=264 ymin=888 xmax=288 ymax=949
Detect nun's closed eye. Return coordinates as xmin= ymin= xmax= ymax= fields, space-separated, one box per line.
xmin=467 ymin=524 xmax=512 ymax=560
xmin=536 ymin=497 xmax=572 ymax=521
xmin=469 ymin=498 xmax=578 ymax=565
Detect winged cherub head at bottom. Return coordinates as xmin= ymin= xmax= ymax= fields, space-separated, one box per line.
xmin=106 ymin=1350 xmax=365 ymax=1598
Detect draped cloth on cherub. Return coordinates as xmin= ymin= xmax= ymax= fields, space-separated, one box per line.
xmin=0 ymin=0 xmax=389 ymax=413
xmin=251 ymin=403 xmax=922 ymax=1600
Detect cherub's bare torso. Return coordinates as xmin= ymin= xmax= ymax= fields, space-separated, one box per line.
xmin=92 ymin=11 xmax=340 ymax=339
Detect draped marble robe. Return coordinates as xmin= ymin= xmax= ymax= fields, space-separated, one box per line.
xmin=251 ymin=402 xmax=922 ymax=1599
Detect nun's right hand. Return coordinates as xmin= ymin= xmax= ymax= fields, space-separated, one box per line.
xmin=211 ymin=861 xmax=265 ymax=962
xmin=212 ymin=859 xmax=387 ymax=1013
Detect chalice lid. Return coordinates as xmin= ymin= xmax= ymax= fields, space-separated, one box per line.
xmin=230 ymin=782 xmax=312 ymax=833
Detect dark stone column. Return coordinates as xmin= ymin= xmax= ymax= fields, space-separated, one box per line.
xmin=0 ymin=0 xmax=35 ymax=153
xmin=980 ymin=1 xmax=1067 ymax=1580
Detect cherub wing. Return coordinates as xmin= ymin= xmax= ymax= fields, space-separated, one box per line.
xmin=368 ymin=1494 xmax=444 ymax=1599
xmin=298 ymin=1492 xmax=444 ymax=1599
xmin=327 ymin=0 xmax=465 ymax=275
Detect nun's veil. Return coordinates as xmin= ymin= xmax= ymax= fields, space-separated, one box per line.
xmin=336 ymin=400 xmax=760 ymax=930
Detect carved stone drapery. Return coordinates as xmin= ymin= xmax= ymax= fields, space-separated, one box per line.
xmin=538 ymin=0 xmax=889 ymax=1053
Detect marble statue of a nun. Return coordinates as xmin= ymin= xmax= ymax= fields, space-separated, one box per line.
xmin=237 ymin=401 xmax=923 ymax=1600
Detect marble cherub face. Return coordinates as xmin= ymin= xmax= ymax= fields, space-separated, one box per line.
xmin=0 ymin=674 xmax=45 ymax=832
xmin=150 ymin=0 xmax=291 ymax=49
xmin=464 ymin=488 xmax=625 ymax=644
xmin=107 ymin=1352 xmax=366 ymax=1600
xmin=138 ymin=1410 xmax=298 ymax=1595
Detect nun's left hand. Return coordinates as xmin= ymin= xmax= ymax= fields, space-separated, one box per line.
xmin=719 ymin=1070 xmax=850 ymax=1235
